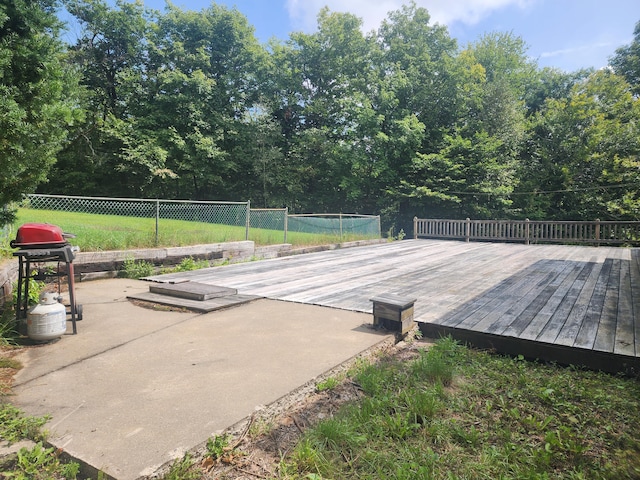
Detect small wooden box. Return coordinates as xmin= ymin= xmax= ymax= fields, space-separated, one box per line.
xmin=370 ymin=294 xmax=417 ymax=335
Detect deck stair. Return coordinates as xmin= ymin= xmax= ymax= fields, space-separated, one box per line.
xmin=127 ymin=280 xmax=260 ymax=312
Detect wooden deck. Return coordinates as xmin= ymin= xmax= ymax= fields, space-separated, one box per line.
xmin=146 ymin=240 xmax=640 ymax=374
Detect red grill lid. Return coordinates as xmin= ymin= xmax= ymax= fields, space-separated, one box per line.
xmin=11 ymin=223 xmax=73 ymax=248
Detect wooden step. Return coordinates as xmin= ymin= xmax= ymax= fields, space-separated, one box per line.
xmin=149 ymin=282 xmax=237 ymax=301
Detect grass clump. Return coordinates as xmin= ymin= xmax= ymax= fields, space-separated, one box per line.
xmin=0 ymin=442 xmax=80 ymax=480
xmin=0 ymin=403 xmax=49 ymax=444
xmin=169 ymin=257 xmax=210 ymax=273
xmin=281 ymin=338 xmax=640 ymax=479
xmin=161 ymin=453 xmax=200 ymax=480
xmin=121 ymin=256 xmax=213 ymax=279
xmin=0 ymin=311 xmax=20 ymax=348
xmin=121 ymin=257 xmax=155 ymax=279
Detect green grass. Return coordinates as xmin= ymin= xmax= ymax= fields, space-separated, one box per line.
xmin=9 ymin=209 xmax=377 ymax=252
xmin=279 ymin=338 xmax=640 ymax=480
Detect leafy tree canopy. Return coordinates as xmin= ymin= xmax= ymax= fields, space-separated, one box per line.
xmin=0 ymin=0 xmax=82 ymax=224
xmin=4 ymin=1 xmax=637 ymax=231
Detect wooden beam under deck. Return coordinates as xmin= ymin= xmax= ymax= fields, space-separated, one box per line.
xmin=145 ymin=239 xmax=640 ymax=375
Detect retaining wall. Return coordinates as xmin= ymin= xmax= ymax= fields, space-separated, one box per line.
xmin=0 ymin=239 xmax=386 ymax=306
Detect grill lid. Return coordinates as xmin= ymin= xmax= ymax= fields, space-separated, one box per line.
xmin=10 ymin=223 xmax=75 ymax=248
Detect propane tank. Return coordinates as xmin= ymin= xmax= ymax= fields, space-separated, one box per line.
xmin=27 ymin=292 xmax=67 ymax=342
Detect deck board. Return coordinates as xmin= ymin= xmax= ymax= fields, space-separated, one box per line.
xmin=613 ymin=257 xmax=634 ymax=356
xmin=144 ymin=239 xmax=640 ymax=373
xmin=534 ymin=262 xmax=592 ymax=344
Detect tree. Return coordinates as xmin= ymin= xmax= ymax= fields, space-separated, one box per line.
xmin=522 ymin=70 xmax=640 ymax=220
xmin=610 ymin=19 xmax=640 ymax=96
xmin=395 ymin=32 xmax=533 ymax=220
xmin=45 ymin=0 xmax=152 ymax=196
xmin=376 ymin=1 xmax=458 ymax=150
xmin=0 ymin=0 xmax=81 ymax=224
xmin=138 ymin=3 xmax=267 ymax=199
xmin=264 ymin=8 xmax=378 ymax=212
xmin=55 ymin=1 xmax=267 ymax=200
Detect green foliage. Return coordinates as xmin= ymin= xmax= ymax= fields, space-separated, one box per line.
xmin=0 ymin=307 xmax=20 ymax=346
xmin=206 ymin=433 xmax=231 ymax=461
xmin=172 ymin=257 xmax=210 ymax=273
xmin=121 ymin=258 xmax=154 ymax=279
xmin=160 ymin=453 xmax=200 ymax=480
xmin=0 ymin=403 xmax=49 ymax=444
xmin=280 ymin=338 xmax=640 ymax=479
xmin=519 ymin=69 xmax=640 ymax=220
xmin=7 ymin=1 xmax=640 ymax=231
xmin=316 ymin=377 xmax=340 ymax=392
xmin=0 ymin=238 xmax=13 ymax=260
xmin=12 ymin=277 xmax=44 ymax=307
xmin=0 ymin=357 xmax=20 ymax=370
xmin=15 ymin=208 xmax=373 ymax=251
xmin=0 ymin=442 xmax=80 ymax=480
xmin=611 ymin=20 xmax=640 ymax=96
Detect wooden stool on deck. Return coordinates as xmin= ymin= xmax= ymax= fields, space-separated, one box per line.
xmin=370 ymin=294 xmax=417 ymax=335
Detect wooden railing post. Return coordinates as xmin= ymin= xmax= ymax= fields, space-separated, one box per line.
xmin=595 ymin=218 xmax=600 ymax=247
xmin=525 ymin=218 xmax=530 ymax=245
xmin=413 ymin=216 xmax=418 ymax=239
xmin=465 ymin=218 xmax=470 ymax=242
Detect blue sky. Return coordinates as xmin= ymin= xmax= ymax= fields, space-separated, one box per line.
xmin=67 ymin=0 xmax=640 ymax=72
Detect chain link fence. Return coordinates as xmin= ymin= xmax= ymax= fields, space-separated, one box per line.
xmin=9 ymin=195 xmax=380 ymax=247
xmin=288 ymin=214 xmax=381 ymax=239
xmin=26 ymin=194 xmax=249 ymax=225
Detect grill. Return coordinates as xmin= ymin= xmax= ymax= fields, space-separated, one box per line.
xmin=10 ymin=222 xmax=74 ymax=249
xmin=12 ymin=223 xmax=82 ymax=336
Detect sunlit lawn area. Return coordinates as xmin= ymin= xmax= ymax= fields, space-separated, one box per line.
xmin=10 ymin=209 xmax=376 ymax=252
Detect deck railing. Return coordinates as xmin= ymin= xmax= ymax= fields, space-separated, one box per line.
xmin=413 ymin=217 xmax=640 ymax=246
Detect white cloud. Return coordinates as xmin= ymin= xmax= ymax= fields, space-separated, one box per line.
xmin=539 ymin=42 xmax=614 ymax=60
xmin=285 ymin=0 xmax=535 ymax=33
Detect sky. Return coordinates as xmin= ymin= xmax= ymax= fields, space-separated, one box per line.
xmin=66 ymin=0 xmax=640 ymax=73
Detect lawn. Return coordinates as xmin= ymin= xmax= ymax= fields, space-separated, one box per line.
xmin=8 ymin=209 xmax=377 ymax=252
xmin=272 ymin=338 xmax=640 ymax=480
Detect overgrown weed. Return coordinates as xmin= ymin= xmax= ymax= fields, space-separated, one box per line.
xmin=121 ymin=257 xmax=155 ymax=279
xmin=0 ymin=403 xmax=49 ymax=444
xmin=0 ymin=442 xmax=80 ymax=480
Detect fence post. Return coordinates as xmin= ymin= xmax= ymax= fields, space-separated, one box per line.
xmin=595 ymin=218 xmax=600 ymax=247
xmin=465 ymin=218 xmax=470 ymax=242
xmin=339 ymin=213 xmax=343 ymax=240
xmin=377 ymin=215 xmax=381 ymax=239
xmin=284 ymin=207 xmax=288 ymax=244
xmin=245 ymin=200 xmax=251 ymax=241
xmin=155 ymin=199 xmax=160 ymax=246
xmin=413 ymin=217 xmax=418 ymax=239
xmin=525 ymin=218 xmax=530 ymax=245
